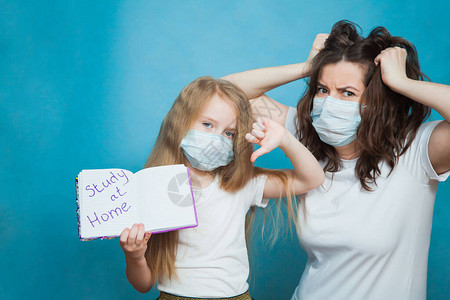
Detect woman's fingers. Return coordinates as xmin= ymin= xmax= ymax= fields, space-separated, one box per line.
xmin=374 ymin=48 xmax=390 ymax=65
xmin=374 ymin=47 xmax=408 ymax=88
xmin=374 ymin=46 xmax=406 ymax=66
xmin=308 ymin=33 xmax=329 ymax=61
xmin=374 ymin=49 xmax=389 ymax=66
xmin=313 ymin=34 xmax=329 ymax=50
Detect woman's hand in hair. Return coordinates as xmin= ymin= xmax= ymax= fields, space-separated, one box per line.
xmin=245 ymin=118 xmax=287 ymax=163
xmin=305 ymin=33 xmax=329 ymax=75
xmin=376 ymin=47 xmax=450 ymax=175
xmin=374 ymin=46 xmax=408 ymax=92
xmin=220 ymin=34 xmax=328 ymax=104
xmin=120 ymin=223 xmax=152 ymax=261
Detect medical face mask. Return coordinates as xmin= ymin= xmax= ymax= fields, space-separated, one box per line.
xmin=311 ymin=96 xmax=362 ymax=147
xmin=180 ymin=130 xmax=234 ymax=171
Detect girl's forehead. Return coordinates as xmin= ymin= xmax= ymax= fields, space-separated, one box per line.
xmin=200 ymin=93 xmax=237 ymax=127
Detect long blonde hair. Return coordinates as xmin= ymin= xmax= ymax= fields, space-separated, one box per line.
xmin=144 ymin=76 xmax=297 ymax=282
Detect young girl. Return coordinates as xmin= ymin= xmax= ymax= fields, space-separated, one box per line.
xmin=119 ymin=76 xmax=324 ymax=299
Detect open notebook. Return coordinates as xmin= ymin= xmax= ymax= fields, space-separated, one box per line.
xmin=76 ymin=164 xmax=198 ymax=241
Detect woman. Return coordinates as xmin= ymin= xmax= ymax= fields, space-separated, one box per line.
xmin=223 ymin=20 xmax=449 ymax=300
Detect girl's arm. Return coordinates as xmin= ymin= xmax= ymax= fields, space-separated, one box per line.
xmin=375 ymin=47 xmax=450 ymax=175
xmin=120 ymin=224 xmax=154 ymax=293
xmin=222 ymin=34 xmax=328 ymax=126
xmin=246 ymin=118 xmax=325 ymax=198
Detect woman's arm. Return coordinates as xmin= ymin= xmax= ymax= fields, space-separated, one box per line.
xmin=222 ymin=34 xmax=329 ymax=99
xmin=246 ymin=118 xmax=325 ymax=198
xmin=120 ymin=224 xmax=154 ymax=293
xmin=222 ymin=34 xmax=328 ymax=126
xmin=222 ymin=62 xmax=310 ymax=99
xmin=375 ymin=47 xmax=450 ymax=175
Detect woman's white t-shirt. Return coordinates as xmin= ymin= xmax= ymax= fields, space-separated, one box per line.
xmin=157 ymin=175 xmax=268 ymax=298
xmin=286 ymin=106 xmax=449 ymax=300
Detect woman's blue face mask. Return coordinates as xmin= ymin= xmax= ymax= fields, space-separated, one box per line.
xmin=311 ymin=96 xmax=363 ymax=147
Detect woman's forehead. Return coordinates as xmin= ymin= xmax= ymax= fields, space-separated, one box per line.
xmin=318 ymin=61 xmax=366 ymax=88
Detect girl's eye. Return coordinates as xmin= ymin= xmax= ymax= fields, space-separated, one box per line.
xmin=203 ymin=122 xmax=212 ymax=128
xmin=343 ymin=91 xmax=355 ymax=97
xmin=225 ymin=131 xmax=235 ymax=139
xmin=317 ymin=87 xmax=328 ymax=94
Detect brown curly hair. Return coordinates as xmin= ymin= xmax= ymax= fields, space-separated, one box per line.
xmin=296 ymin=20 xmax=430 ymax=191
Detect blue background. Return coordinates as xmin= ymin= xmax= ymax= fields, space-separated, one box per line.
xmin=1 ymin=1 xmax=449 ymax=299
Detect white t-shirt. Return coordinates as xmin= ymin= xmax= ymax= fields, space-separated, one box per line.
xmin=157 ymin=174 xmax=268 ymax=298
xmin=285 ymin=106 xmax=449 ymax=300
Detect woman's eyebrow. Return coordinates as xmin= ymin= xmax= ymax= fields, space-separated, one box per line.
xmin=336 ymin=85 xmax=360 ymax=92
xmin=318 ymin=82 xmax=360 ymax=92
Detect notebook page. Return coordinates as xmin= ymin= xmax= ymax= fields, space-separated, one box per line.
xmin=78 ymin=169 xmax=139 ymax=239
xmin=136 ymin=164 xmax=197 ymax=233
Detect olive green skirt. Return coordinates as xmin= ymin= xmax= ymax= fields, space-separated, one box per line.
xmin=157 ymin=291 xmax=252 ymax=300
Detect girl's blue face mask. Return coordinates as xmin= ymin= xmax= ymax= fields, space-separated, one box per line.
xmin=311 ymin=96 xmax=362 ymax=147
xmin=180 ymin=130 xmax=234 ymax=171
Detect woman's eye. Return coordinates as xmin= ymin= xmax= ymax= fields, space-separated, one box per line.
xmin=317 ymin=87 xmax=328 ymax=94
xmin=203 ymin=122 xmax=212 ymax=128
xmin=343 ymin=91 xmax=355 ymax=97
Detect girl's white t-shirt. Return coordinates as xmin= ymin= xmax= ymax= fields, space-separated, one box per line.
xmin=286 ymin=106 xmax=449 ymax=300
xmin=157 ymin=174 xmax=268 ymax=298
